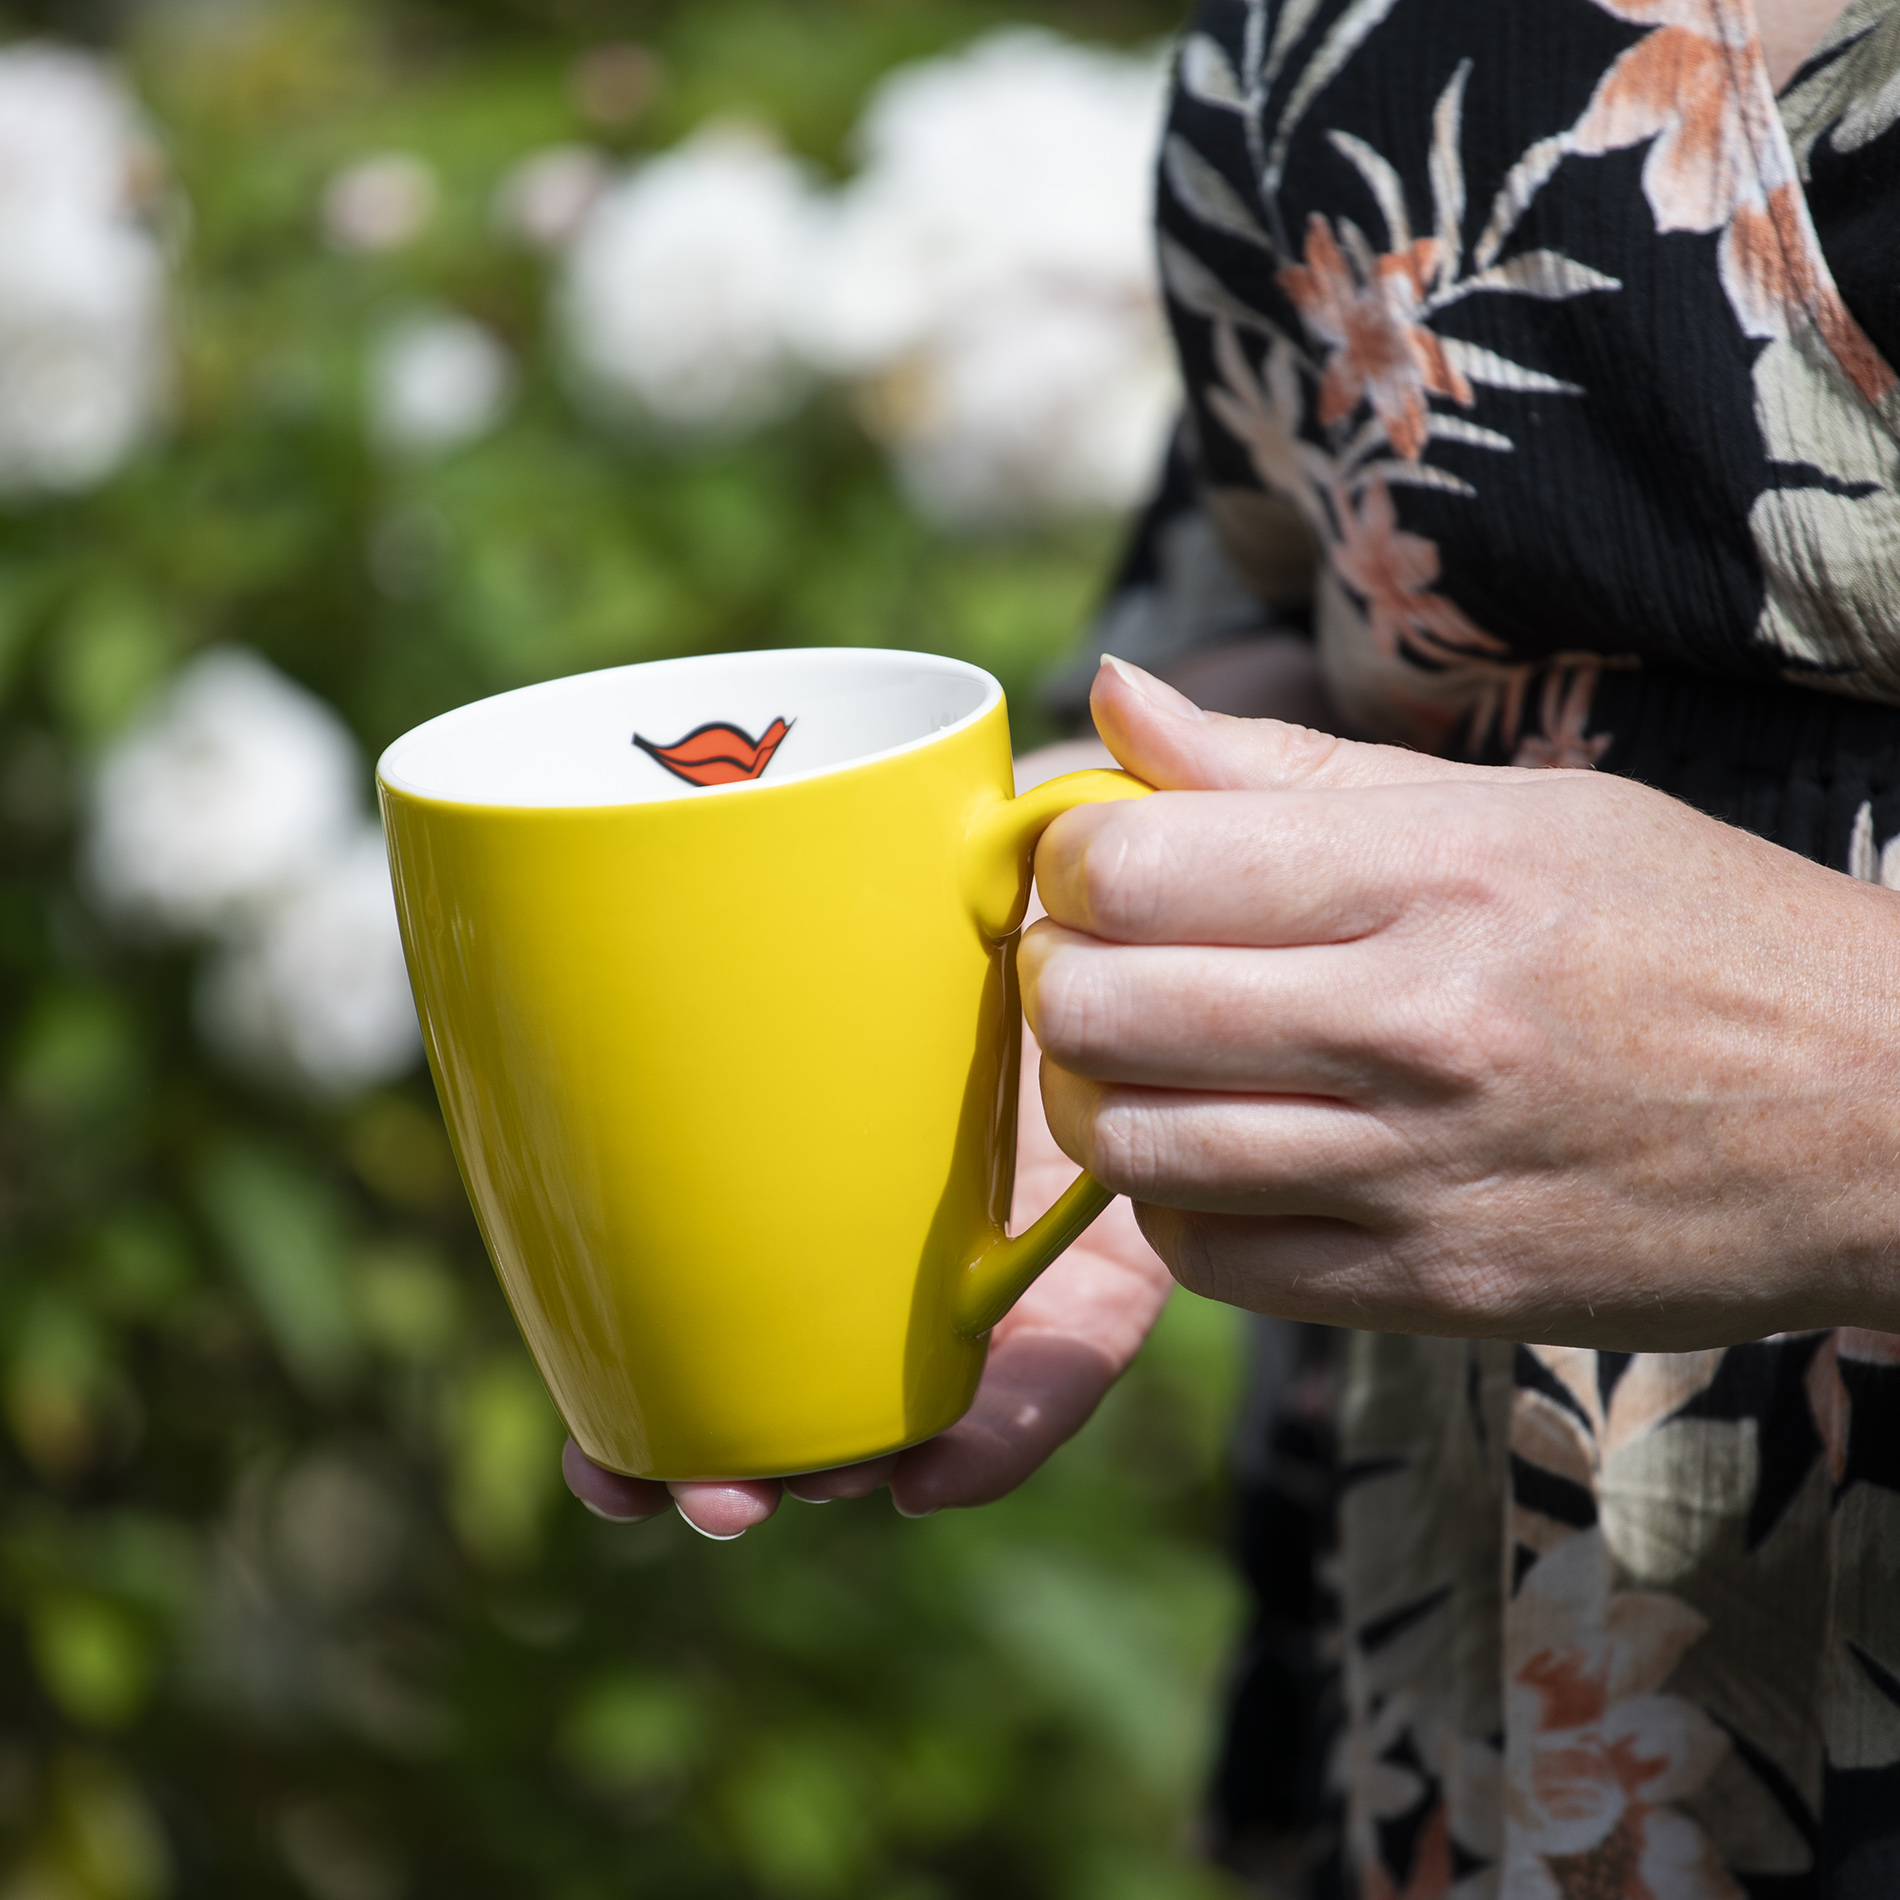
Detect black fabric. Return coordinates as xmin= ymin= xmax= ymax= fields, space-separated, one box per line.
xmin=1134 ymin=0 xmax=1900 ymax=1887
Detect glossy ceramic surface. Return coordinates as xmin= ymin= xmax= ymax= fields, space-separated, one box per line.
xmin=378 ymin=650 xmax=1146 ymax=1480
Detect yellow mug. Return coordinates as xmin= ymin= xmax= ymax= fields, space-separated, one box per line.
xmin=377 ymin=648 xmax=1148 ymax=1481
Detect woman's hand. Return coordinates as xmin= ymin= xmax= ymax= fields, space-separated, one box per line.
xmin=1021 ymin=656 xmax=1900 ymax=1352
xmin=561 ymin=737 xmax=1176 ymax=1538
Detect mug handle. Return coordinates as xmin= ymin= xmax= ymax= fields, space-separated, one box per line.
xmin=953 ymin=767 xmax=1152 ymax=1338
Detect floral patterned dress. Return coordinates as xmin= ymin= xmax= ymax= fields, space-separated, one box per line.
xmin=1065 ymin=1 xmax=1900 ymax=1894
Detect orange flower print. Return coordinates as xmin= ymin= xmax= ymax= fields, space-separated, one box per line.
xmin=1277 ymin=213 xmax=1474 ymax=461
xmin=1503 ymin=1531 xmax=1741 ymax=1899
xmin=1569 ymin=0 xmax=1896 ymax=404
xmin=1331 ymin=474 xmax=1504 ymax=666
xmin=1509 ymin=664 xmax=1612 ymax=770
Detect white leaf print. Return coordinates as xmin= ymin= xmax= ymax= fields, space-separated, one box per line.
xmin=1852 ymin=799 xmax=1877 ymax=880
xmin=1848 ymin=801 xmax=1900 ymax=885
xmin=1429 ymin=414 xmax=1515 ymax=453
xmin=1429 ymin=61 xmax=1471 ymax=292
xmin=1337 ymin=216 xmax=1379 ymax=281
xmin=1781 ymin=0 xmax=1900 ymax=172
xmin=1180 ymin=32 xmax=1248 ymax=110
xmin=1600 ymin=1350 xmax=1725 ymax=1456
xmin=1326 ymin=130 xmax=1412 ymax=251
xmin=1750 ymin=331 xmax=1900 ymax=699
xmin=1354 ymin=458 xmax=1477 ymax=497
xmin=1263 ymin=0 xmax=1329 ymax=94
xmin=1455 ymin=250 xmax=1621 ymax=301
xmin=1339 ymin=408 xmax=1510 ymax=470
xmin=1266 ymin=0 xmax=1409 ymax=196
xmin=1833 ymin=25 xmax=1900 ymax=155
xmin=1526 ymin=1344 xmax=1604 ymax=1434
xmin=1440 ymin=336 xmax=1582 ymax=395
xmin=1340 ymin=412 xmax=1386 ymax=469
xmin=1471 ymin=134 xmax=1570 ymax=273
xmin=1205 ymin=322 xmax=1338 ymax=531
xmin=1820 ymin=1482 xmax=1900 ymax=1769
xmin=1511 ymin=1388 xmax=1596 ymax=1491
xmin=1264 ymin=332 xmax=1305 ymax=431
xmin=1163 ymin=134 xmax=1273 ymax=248
xmin=1600 ymin=1417 xmax=1757 ymax=1586
xmin=1157 ymin=232 xmax=1278 ymax=331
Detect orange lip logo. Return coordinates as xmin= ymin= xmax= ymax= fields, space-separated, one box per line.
xmin=634 ymin=717 xmax=792 ymax=788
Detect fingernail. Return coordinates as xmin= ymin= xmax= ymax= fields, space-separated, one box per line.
xmin=581 ymin=1499 xmax=653 ymax=1525
xmin=892 ymin=1498 xmax=938 ymax=1520
xmin=679 ymin=1513 xmax=746 ymax=1542
xmin=1099 ymin=653 xmax=1206 ymax=720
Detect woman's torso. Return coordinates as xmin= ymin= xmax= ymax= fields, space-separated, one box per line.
xmin=1153 ymin=3 xmax=1900 ymax=1894
xmin=1159 ymin=0 xmax=1900 ymax=797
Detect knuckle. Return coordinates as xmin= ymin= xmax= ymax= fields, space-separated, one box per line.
xmin=1139 ymin=1207 xmax=1257 ymax=1311
xmin=1076 ymin=1092 xmax=1168 ymax=1200
xmin=1390 ymin=965 xmax=1550 ymax=1086
xmin=1266 ymin=721 xmax=1349 ymax=787
xmin=1377 ymin=964 xmax=1549 ymax=1101
xmin=1152 ymin=1209 xmax=1222 ymax=1299
xmin=1026 ymin=949 xmax=1109 ymax=1069
xmin=1077 ymin=807 xmax=1171 ymax=942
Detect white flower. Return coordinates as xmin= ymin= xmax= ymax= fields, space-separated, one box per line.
xmin=0 ymin=44 xmax=149 ymax=219
xmin=321 ymin=153 xmax=438 ymax=253
xmin=796 ymin=28 xmax=1176 ymax=530
xmin=85 ymin=648 xmax=422 ymax=1099
xmin=493 ymin=144 xmax=609 ymax=251
xmin=558 ymin=122 xmax=822 ymax=435
xmin=799 ymin=29 xmax=1165 ymax=369
xmin=0 ymin=209 xmax=166 ymax=497
xmin=877 ymin=290 xmax=1178 ymax=530
xmin=0 ymin=43 xmax=167 ymax=498
xmin=369 ymin=313 xmax=513 ymax=456
xmin=195 ymin=828 xmax=420 ymax=1100
xmin=85 ymin=649 xmax=362 ymax=936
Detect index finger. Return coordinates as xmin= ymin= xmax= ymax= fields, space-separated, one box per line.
xmin=1033 ymin=777 xmax=1519 ymax=947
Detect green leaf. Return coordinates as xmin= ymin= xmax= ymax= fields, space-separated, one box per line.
xmin=10 ymin=989 xmax=143 ymax=1128
xmin=3 ymin=1294 xmax=122 ymax=1483
xmin=721 ymin=1738 xmax=870 ymax=1897
xmin=40 ymin=1749 xmax=171 ymax=1900
xmin=29 ymin=1597 xmax=156 ymax=1731
xmin=195 ymin=1140 xmax=359 ymax=1390
xmin=444 ymin=1352 xmax=561 ymax=1566
xmin=86 ymin=1210 xmax=199 ymax=1323
xmin=556 ymin=1671 xmax=707 ymax=1795
xmin=351 ymin=1239 xmax=463 ymax=1362
xmin=42 ymin=584 xmax=181 ymax=744
xmin=972 ymin=1546 xmax=1240 ymax=1802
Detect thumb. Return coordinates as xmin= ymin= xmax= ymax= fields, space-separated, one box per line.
xmin=1089 ymin=653 xmax=1504 ymax=792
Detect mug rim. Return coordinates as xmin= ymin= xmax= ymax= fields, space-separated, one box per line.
xmin=375 ymin=647 xmax=1004 ymax=814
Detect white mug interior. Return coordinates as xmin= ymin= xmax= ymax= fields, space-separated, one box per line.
xmin=377 ymin=648 xmax=1000 ymax=809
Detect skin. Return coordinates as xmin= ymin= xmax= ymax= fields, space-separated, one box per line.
xmin=1027 ymin=658 xmax=1900 ymax=1351
xmin=1758 ymin=0 xmax=1855 ymax=89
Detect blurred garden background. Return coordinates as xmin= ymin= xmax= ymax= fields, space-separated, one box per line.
xmin=0 ymin=0 xmax=1254 ymax=1893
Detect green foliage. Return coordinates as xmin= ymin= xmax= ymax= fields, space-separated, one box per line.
xmin=0 ymin=1 xmax=1251 ymax=1894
